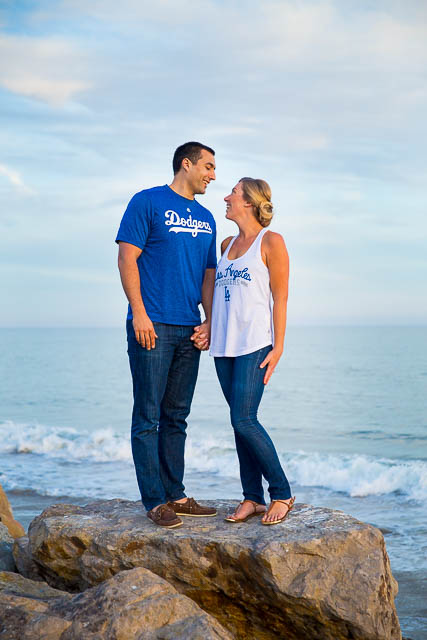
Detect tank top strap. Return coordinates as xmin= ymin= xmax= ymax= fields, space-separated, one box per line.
xmin=251 ymin=227 xmax=269 ymax=261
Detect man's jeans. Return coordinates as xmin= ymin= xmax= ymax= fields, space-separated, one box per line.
xmin=214 ymin=345 xmax=291 ymax=505
xmin=127 ymin=320 xmax=200 ymax=511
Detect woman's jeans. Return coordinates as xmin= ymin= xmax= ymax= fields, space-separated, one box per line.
xmin=214 ymin=345 xmax=291 ymax=504
xmin=127 ymin=320 xmax=200 ymax=511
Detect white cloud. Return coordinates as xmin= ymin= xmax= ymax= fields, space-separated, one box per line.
xmin=0 ymin=163 xmax=35 ymax=194
xmin=0 ymin=35 xmax=90 ymax=105
xmin=0 ymin=0 xmax=425 ymax=325
xmin=53 ymin=1 xmax=427 ymax=72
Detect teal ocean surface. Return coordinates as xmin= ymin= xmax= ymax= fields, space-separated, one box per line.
xmin=0 ymin=327 xmax=426 ymax=638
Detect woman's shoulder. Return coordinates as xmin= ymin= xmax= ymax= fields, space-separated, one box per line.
xmin=262 ymin=230 xmax=287 ymax=249
xmin=261 ymin=230 xmax=288 ymax=265
xmin=220 ymin=236 xmax=234 ymax=254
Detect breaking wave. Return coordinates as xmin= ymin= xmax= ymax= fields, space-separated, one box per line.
xmin=1 ymin=420 xmax=426 ymax=501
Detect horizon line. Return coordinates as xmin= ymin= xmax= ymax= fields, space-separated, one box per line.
xmin=0 ymin=324 xmax=426 ymax=330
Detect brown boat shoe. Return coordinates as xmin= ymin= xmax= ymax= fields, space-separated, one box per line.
xmin=147 ymin=503 xmax=183 ymax=528
xmin=167 ymin=497 xmax=217 ymax=517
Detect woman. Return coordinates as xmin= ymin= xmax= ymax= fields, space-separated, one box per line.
xmin=209 ymin=178 xmax=294 ymax=525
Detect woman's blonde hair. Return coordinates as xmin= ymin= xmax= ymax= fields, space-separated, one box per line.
xmin=239 ymin=177 xmax=273 ymax=227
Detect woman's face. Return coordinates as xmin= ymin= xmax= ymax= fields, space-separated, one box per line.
xmin=224 ymin=181 xmax=248 ymax=221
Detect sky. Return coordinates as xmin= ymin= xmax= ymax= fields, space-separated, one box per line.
xmin=0 ymin=0 xmax=426 ymax=327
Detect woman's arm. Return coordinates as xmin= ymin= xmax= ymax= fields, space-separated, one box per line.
xmin=260 ymin=231 xmax=289 ymax=384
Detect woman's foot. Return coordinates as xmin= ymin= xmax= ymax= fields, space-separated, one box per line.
xmin=261 ymin=497 xmax=295 ymax=525
xmin=225 ymin=499 xmax=266 ymax=523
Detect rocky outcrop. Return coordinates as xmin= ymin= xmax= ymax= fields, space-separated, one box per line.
xmin=0 ymin=567 xmax=232 ymax=639
xmin=0 ymin=484 xmax=25 ymax=538
xmin=0 ymin=524 xmax=15 ymax=572
xmin=22 ymin=499 xmax=401 ymax=640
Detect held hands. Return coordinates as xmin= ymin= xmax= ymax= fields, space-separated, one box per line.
xmin=133 ymin=313 xmax=158 ymax=350
xmin=191 ymin=320 xmax=210 ymax=351
xmin=260 ymin=347 xmax=283 ymax=384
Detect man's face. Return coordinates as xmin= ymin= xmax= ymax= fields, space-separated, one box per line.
xmin=186 ymin=149 xmax=216 ymax=195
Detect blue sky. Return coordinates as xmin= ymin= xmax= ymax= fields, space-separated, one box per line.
xmin=0 ymin=0 xmax=426 ymax=326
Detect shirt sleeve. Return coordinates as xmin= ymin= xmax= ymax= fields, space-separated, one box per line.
xmin=206 ymin=226 xmax=217 ymax=269
xmin=115 ymin=192 xmax=153 ymax=250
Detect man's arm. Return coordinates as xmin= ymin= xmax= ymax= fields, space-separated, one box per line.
xmin=191 ymin=268 xmax=215 ymax=350
xmin=201 ymin=268 xmax=215 ymax=324
xmin=117 ymin=241 xmax=158 ymax=350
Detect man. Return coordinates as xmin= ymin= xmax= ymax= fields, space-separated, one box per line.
xmin=116 ymin=142 xmax=217 ymax=528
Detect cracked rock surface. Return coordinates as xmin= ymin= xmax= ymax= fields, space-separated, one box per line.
xmin=0 ymin=567 xmax=232 ymax=639
xmin=17 ymin=499 xmax=401 ymax=640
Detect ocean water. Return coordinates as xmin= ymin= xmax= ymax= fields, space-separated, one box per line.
xmin=0 ymin=327 xmax=426 ymax=638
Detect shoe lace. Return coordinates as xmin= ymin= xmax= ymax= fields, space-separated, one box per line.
xmin=156 ymin=504 xmax=171 ymax=518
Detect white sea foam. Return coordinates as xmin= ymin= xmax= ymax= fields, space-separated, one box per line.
xmin=1 ymin=420 xmax=426 ymax=501
xmin=284 ymin=452 xmax=427 ymax=501
xmin=0 ymin=420 xmax=131 ymax=462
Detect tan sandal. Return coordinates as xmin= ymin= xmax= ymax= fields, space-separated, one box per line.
xmin=225 ymin=499 xmax=266 ymax=523
xmin=261 ymin=497 xmax=295 ymax=526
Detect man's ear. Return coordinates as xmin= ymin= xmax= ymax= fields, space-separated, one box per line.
xmin=182 ymin=157 xmax=191 ymax=172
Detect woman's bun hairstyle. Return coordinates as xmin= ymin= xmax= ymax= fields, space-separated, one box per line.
xmin=239 ymin=177 xmax=273 ymax=227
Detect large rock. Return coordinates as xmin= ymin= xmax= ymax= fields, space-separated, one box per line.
xmin=0 ymin=484 xmax=25 ymax=538
xmin=0 ymin=567 xmax=232 ymax=639
xmin=25 ymin=499 xmax=401 ymax=640
xmin=0 ymin=523 xmax=15 ymax=572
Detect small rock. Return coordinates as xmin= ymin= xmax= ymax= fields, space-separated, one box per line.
xmin=0 ymin=570 xmax=67 ymax=600
xmin=0 ymin=523 xmax=15 ymax=572
xmin=13 ymin=536 xmax=44 ymax=581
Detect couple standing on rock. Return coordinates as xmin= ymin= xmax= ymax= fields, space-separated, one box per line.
xmin=116 ymin=142 xmax=294 ymax=529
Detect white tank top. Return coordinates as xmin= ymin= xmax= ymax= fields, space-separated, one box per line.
xmin=210 ymin=227 xmax=273 ymax=357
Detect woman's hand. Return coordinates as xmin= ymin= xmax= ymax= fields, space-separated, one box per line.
xmin=260 ymin=347 xmax=283 ymax=384
xmin=190 ymin=320 xmax=210 ymax=351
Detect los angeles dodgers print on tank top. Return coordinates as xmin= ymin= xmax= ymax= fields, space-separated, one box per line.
xmin=210 ymin=227 xmax=273 ymax=357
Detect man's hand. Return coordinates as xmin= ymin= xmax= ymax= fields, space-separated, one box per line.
xmin=133 ymin=313 xmax=158 ymax=350
xmin=260 ymin=347 xmax=283 ymax=384
xmin=191 ymin=320 xmax=210 ymax=351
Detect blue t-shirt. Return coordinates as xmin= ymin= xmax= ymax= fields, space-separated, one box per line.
xmin=116 ymin=184 xmax=217 ymax=325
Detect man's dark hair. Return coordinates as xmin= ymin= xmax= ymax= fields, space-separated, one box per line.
xmin=172 ymin=141 xmax=215 ymax=175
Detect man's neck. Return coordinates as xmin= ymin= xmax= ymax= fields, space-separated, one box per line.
xmin=168 ymin=175 xmax=195 ymax=200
